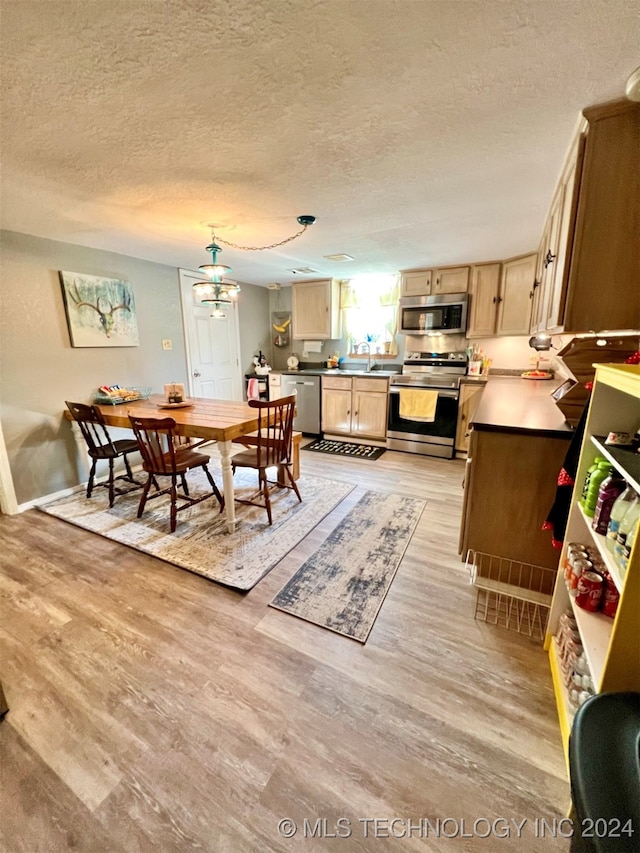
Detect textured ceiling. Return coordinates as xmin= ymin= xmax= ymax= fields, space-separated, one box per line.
xmin=1 ymin=0 xmax=639 ymax=286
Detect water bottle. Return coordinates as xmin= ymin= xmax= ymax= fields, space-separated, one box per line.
xmin=614 ymin=496 xmax=640 ymax=575
xmin=606 ymin=486 xmax=637 ymax=552
xmin=620 ymin=514 xmax=639 ymax=579
xmin=582 ymin=461 xmax=612 ymax=517
xmin=591 ymin=473 xmax=626 ymax=534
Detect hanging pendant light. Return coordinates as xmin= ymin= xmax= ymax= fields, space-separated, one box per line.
xmin=192 ymin=242 xmax=241 ymax=318
xmin=192 ymin=216 xmax=316 ymax=318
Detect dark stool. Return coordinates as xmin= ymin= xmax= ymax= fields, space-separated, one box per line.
xmin=569 ymin=692 xmax=640 ymax=852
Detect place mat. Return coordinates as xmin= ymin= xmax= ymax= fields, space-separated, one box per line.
xmin=303 ymin=439 xmax=386 ymax=460
xmin=39 ymin=467 xmax=354 ymax=591
xmin=269 ymin=490 xmax=425 ymax=642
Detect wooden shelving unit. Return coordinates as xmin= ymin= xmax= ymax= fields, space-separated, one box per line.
xmin=545 ymin=364 xmax=640 ymax=767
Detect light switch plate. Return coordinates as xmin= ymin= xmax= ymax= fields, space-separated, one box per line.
xmin=162 ymin=339 xmax=173 ymax=350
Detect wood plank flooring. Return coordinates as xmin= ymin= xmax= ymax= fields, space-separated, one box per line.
xmin=0 ymin=445 xmax=569 ymax=852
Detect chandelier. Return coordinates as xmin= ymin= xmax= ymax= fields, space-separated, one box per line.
xmin=192 ymin=215 xmax=316 ymax=318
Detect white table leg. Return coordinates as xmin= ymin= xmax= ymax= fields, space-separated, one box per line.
xmin=219 ymin=439 xmax=237 ymax=534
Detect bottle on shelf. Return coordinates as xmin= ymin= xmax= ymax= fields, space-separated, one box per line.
xmin=614 ymin=496 xmax=640 ymax=576
xmin=582 ymin=460 xmax=612 ymax=517
xmin=592 ymin=473 xmax=626 ymax=534
xmin=605 ymin=486 xmax=637 ymax=552
xmin=581 ymin=456 xmax=606 ymax=503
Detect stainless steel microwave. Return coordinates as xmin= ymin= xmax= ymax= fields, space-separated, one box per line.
xmin=399 ymin=293 xmax=468 ymax=336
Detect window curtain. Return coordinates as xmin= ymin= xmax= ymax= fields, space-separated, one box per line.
xmin=340 ymin=274 xmax=400 ymax=355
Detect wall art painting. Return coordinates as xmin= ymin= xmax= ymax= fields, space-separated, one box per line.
xmin=60 ymin=271 xmax=139 ymax=347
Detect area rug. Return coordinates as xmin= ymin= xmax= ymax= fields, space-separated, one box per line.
xmin=269 ymin=490 xmax=425 ymax=642
xmin=303 ymin=439 xmax=386 ymax=460
xmin=38 ymin=467 xmax=354 ymax=591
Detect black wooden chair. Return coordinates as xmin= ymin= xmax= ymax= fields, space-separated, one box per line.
xmin=129 ymin=415 xmax=224 ymax=533
xmin=231 ymin=394 xmax=301 ymax=525
xmin=65 ymin=401 xmax=142 ymax=507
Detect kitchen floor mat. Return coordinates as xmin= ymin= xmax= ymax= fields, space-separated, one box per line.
xmin=302 ymin=439 xmax=386 ymax=460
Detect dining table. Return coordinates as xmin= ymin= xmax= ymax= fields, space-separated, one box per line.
xmin=72 ymin=394 xmax=278 ymax=534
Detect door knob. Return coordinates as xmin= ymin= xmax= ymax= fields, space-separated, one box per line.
xmin=193 ymin=369 xmax=201 ymax=377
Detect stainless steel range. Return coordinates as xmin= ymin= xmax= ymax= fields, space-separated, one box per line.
xmin=387 ymin=350 xmax=468 ymax=458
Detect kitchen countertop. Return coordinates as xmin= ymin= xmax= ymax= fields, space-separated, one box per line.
xmin=280 ymin=368 xmax=400 ymax=377
xmin=471 ymin=375 xmax=573 ymax=437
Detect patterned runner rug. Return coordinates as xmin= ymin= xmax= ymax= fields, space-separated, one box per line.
xmin=303 ymin=439 xmax=386 ymax=460
xmin=269 ymin=490 xmax=425 ymax=642
xmin=39 ymin=467 xmax=354 ymax=591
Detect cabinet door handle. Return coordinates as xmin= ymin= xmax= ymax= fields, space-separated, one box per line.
xmin=496 ymin=296 xmax=503 ymax=303
xmin=492 ymin=296 xmax=497 ymax=304
xmin=544 ymin=250 xmax=556 ymax=268
xmin=532 ymin=278 xmax=540 ymax=290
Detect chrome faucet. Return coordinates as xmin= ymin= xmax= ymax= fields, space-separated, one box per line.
xmin=357 ymin=341 xmax=374 ymax=372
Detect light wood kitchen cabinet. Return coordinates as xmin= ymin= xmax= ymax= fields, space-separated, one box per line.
xmin=495 ymin=253 xmax=537 ymax=335
xmin=531 ymin=186 xmax=563 ymax=333
xmin=466 ymin=263 xmax=502 ymax=337
xmin=292 ymin=279 xmax=341 ymax=340
xmin=400 ymin=265 xmax=469 ymax=297
xmin=467 ymin=255 xmax=536 ymax=338
xmin=400 ymin=269 xmax=432 ymax=297
xmin=322 ymin=375 xmax=388 ymax=440
xmin=534 ymin=99 xmax=640 ymax=333
xmin=544 ymin=364 xmax=640 ymax=761
xmin=460 ymin=425 xmax=570 ymax=570
xmin=531 ymin=132 xmax=584 ymax=334
xmin=433 ymin=265 xmax=470 ymax=294
xmin=454 ymin=382 xmax=484 ymax=454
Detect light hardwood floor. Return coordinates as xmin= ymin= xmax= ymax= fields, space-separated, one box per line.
xmin=0 ymin=446 xmax=569 ymax=852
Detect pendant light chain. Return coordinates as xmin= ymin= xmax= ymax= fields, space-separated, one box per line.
xmin=210 ymin=222 xmax=311 ymax=252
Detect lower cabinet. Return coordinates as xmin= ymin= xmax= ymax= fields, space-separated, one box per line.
xmin=459 ymin=426 xmax=571 ymax=570
xmin=455 ymin=383 xmax=484 ymax=454
xmin=322 ymin=376 xmax=388 ymax=440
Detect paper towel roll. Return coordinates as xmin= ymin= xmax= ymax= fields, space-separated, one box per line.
xmin=303 ymin=341 xmax=323 ymax=352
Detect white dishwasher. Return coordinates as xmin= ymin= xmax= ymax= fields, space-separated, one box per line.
xmin=281 ymin=373 xmax=321 ymax=435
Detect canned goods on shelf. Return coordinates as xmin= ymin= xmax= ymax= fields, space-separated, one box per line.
xmin=575 ymin=571 xmax=604 ymax=612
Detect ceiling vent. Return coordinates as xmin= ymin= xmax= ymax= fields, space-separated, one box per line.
xmin=289 ymin=267 xmax=319 ymax=275
xmin=323 ymin=253 xmax=354 ymax=262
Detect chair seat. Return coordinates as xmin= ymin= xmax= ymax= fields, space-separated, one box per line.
xmin=91 ymin=438 xmax=139 ymax=460
xmin=142 ymin=448 xmax=211 ymax=475
xmin=232 ymin=447 xmax=276 ymax=468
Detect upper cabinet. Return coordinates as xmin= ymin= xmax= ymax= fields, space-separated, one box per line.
xmin=400 ymin=265 xmax=469 ymax=297
xmin=433 ymin=266 xmax=470 ymax=294
xmin=533 ymin=99 xmax=640 ymax=334
xmin=292 ymin=279 xmax=341 ymax=340
xmin=467 ymin=262 xmax=501 ymax=337
xmin=400 ymin=269 xmax=432 ymax=297
xmin=496 ymin=253 xmax=537 ymax=336
xmin=467 ymin=255 xmax=536 ymax=338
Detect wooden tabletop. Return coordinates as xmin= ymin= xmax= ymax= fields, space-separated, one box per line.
xmin=78 ymin=395 xmax=262 ymax=443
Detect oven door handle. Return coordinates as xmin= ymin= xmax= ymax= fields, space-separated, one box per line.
xmin=389 ymin=386 xmax=459 ymax=400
